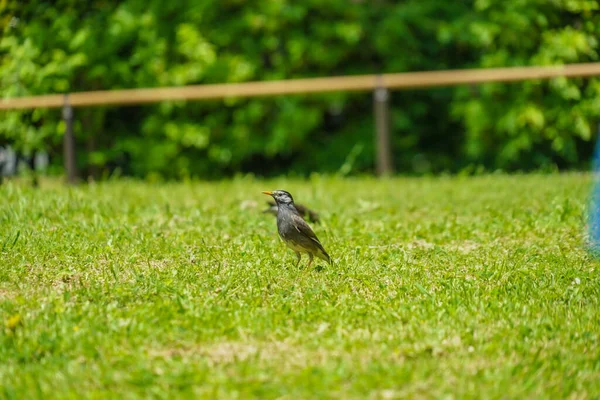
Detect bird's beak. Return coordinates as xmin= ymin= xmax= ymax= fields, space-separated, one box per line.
xmin=262 ymin=191 xmax=273 ymax=196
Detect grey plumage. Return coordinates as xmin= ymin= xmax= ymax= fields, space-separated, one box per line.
xmin=262 ymin=190 xmax=331 ymax=267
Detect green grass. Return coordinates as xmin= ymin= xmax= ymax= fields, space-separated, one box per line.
xmin=1 ymin=173 xmax=599 ymax=399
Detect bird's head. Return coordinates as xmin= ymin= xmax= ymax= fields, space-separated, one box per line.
xmin=262 ymin=190 xmax=294 ymax=205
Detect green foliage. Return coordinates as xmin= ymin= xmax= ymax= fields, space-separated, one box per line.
xmin=0 ymin=0 xmax=599 ymax=177
xmin=449 ymin=0 xmax=600 ymax=169
xmin=1 ymin=174 xmax=599 ymax=396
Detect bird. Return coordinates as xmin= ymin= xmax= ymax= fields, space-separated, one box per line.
xmin=262 ymin=200 xmax=320 ymax=223
xmin=262 ymin=190 xmax=331 ymax=268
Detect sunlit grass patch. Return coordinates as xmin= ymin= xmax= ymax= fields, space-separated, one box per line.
xmin=1 ymin=173 xmax=598 ymax=398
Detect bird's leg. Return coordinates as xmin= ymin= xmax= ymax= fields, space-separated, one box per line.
xmin=294 ymin=251 xmax=302 ymax=268
xmin=307 ymin=253 xmax=314 ymax=268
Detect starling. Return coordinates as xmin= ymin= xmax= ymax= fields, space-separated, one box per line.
xmin=262 ymin=190 xmax=331 ymax=267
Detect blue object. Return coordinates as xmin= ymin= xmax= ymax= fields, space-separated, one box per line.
xmin=589 ymin=123 xmax=600 ymax=253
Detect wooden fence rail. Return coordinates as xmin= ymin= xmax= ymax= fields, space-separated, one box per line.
xmin=3 ymin=63 xmax=600 ymax=110
xmin=2 ymin=62 xmax=600 ymax=181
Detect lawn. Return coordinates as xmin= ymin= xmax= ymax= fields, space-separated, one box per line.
xmin=1 ymin=173 xmax=599 ymax=398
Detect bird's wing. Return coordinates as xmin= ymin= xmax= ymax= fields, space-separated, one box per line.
xmin=291 ymin=213 xmax=321 ymax=245
xmin=291 ymin=213 xmax=331 ymax=263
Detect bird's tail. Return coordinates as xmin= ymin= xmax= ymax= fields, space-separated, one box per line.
xmin=316 ymin=247 xmax=332 ymax=265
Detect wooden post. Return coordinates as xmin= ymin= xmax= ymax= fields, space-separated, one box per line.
xmin=62 ymin=94 xmax=77 ymax=184
xmin=374 ymin=80 xmax=393 ymax=176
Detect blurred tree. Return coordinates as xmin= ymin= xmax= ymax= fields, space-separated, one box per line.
xmin=0 ymin=0 xmax=598 ymax=178
xmin=449 ymin=0 xmax=600 ymax=169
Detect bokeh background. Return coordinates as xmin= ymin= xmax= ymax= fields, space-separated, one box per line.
xmin=1 ymin=0 xmax=600 ymax=179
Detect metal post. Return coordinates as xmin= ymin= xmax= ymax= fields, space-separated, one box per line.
xmin=62 ymin=94 xmax=77 ymax=184
xmin=374 ymin=79 xmax=393 ymax=176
